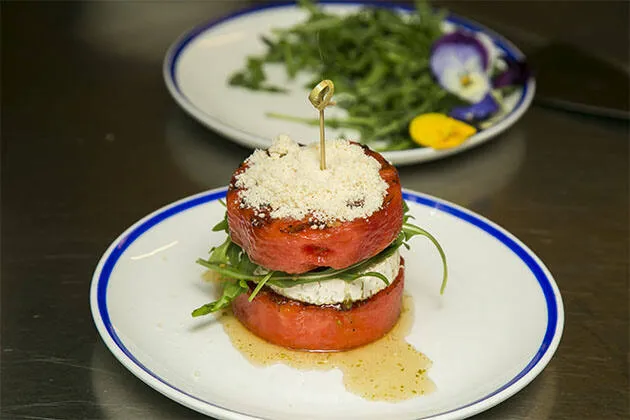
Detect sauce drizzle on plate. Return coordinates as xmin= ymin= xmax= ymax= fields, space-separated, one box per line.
xmin=219 ymin=293 xmax=435 ymax=401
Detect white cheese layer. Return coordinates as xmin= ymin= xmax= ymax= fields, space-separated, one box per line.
xmin=268 ymin=250 xmax=401 ymax=305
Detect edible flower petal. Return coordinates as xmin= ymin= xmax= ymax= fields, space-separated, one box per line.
xmin=430 ymin=31 xmax=491 ymax=103
xmin=492 ymin=56 xmax=531 ymax=88
xmin=449 ymin=93 xmax=500 ymax=123
xmin=474 ymin=31 xmax=502 ymax=72
xmin=409 ymin=113 xmax=477 ymax=150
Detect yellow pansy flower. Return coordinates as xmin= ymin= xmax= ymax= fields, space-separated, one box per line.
xmin=409 ymin=113 xmax=477 ymax=150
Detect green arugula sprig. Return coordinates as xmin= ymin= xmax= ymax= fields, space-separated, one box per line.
xmin=191 ymin=201 xmax=447 ymax=317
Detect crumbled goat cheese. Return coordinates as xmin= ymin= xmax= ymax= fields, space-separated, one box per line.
xmin=234 ymin=135 xmax=388 ymax=223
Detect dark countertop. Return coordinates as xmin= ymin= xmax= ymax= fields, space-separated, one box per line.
xmin=2 ymin=1 xmax=628 ymax=419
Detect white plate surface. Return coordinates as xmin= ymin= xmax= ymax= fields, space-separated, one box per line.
xmin=90 ymin=187 xmax=563 ymax=420
xmin=163 ymin=2 xmax=535 ymax=166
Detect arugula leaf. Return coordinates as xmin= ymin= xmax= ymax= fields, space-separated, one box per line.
xmin=212 ymin=211 xmax=229 ymax=232
xmin=208 ymin=237 xmax=232 ymax=264
xmin=248 ymin=270 xmax=274 ymax=302
xmin=212 ymin=218 xmax=228 ymax=233
xmin=191 ymin=279 xmax=248 ymax=317
xmin=402 ymin=200 xmax=416 ymax=223
xmin=192 ymin=201 xmax=448 ymax=316
xmin=352 ymin=271 xmax=390 ymax=286
xmin=402 ymin=222 xmax=448 ymax=294
xmin=237 ymin=252 xmax=259 ymax=274
xmin=226 ymin=242 xmax=241 ymax=267
xmin=197 ymin=258 xmax=259 ymax=281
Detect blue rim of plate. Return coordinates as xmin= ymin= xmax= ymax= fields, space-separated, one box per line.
xmin=91 ymin=187 xmax=564 ymax=420
xmin=162 ymin=1 xmax=536 ymax=164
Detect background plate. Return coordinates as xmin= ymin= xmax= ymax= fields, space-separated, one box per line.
xmin=90 ymin=187 xmax=563 ymax=420
xmin=163 ymin=2 xmax=535 ymax=166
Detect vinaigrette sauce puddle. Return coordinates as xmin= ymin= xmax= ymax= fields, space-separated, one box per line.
xmin=208 ymin=270 xmax=435 ymax=402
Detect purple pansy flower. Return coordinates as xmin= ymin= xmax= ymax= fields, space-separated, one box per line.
xmin=430 ymin=31 xmax=491 ymax=103
xmin=449 ymin=93 xmax=499 ymax=123
xmin=429 ymin=29 xmax=530 ymax=125
xmin=493 ymin=56 xmax=531 ymax=88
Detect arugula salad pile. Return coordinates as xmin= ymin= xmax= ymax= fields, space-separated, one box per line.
xmin=192 ymin=201 xmax=447 ymax=317
xmin=228 ymin=0 xmax=468 ymax=151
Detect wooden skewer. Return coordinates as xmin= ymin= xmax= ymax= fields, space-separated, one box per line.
xmin=308 ymin=80 xmax=335 ymax=170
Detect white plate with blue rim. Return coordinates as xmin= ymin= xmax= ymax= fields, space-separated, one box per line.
xmin=163 ymin=1 xmax=535 ymax=166
xmin=90 ymin=186 xmax=564 ymax=420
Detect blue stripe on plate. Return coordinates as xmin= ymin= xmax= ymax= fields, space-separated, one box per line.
xmin=166 ymin=1 xmax=529 ymax=122
xmin=96 ymin=187 xmax=559 ymax=420
xmin=96 ymin=190 xmax=228 ymax=408
xmin=402 ymin=192 xmax=558 ymax=416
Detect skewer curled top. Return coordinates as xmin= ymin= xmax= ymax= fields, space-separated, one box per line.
xmin=309 ymin=80 xmax=335 ymax=110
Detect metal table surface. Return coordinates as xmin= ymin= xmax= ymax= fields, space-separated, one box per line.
xmin=1 ymin=1 xmax=628 ymax=419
